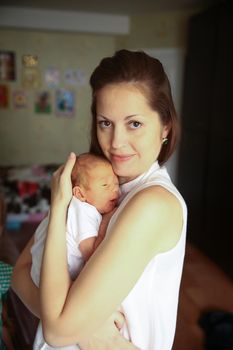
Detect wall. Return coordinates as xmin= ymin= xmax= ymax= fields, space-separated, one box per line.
xmin=0 ymin=8 xmax=200 ymax=166
xmin=116 ymin=9 xmax=199 ymax=50
xmin=0 ymin=28 xmax=116 ymax=165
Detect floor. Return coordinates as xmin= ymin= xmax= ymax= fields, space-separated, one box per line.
xmin=173 ymin=244 xmax=233 ymax=350
xmin=1 ymin=223 xmax=233 ymax=349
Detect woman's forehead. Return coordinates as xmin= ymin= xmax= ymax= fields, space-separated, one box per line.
xmin=96 ymin=84 xmax=152 ymax=115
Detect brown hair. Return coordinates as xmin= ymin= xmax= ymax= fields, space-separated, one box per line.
xmin=71 ymin=153 xmax=110 ymax=188
xmin=89 ymin=49 xmax=180 ymax=165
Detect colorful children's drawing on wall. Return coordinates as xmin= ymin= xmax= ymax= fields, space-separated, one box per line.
xmin=35 ymin=91 xmax=51 ymax=114
xmin=13 ymin=90 xmax=28 ymax=109
xmin=0 ymin=51 xmax=16 ymax=81
xmin=22 ymin=54 xmax=41 ymax=89
xmin=0 ymin=84 xmax=9 ymax=108
xmin=45 ymin=68 xmax=60 ymax=88
xmin=64 ymin=68 xmax=87 ymax=86
xmin=55 ymin=89 xmax=74 ymax=117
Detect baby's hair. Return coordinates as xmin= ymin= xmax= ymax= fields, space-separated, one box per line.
xmin=71 ymin=153 xmax=110 ymax=189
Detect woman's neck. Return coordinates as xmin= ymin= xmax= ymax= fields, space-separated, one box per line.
xmin=119 ymin=176 xmax=136 ymax=185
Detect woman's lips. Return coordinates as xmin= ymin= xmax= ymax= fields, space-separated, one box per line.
xmin=111 ymin=154 xmax=134 ymax=162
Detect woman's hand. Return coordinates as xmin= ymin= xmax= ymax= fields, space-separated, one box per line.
xmin=78 ymin=311 xmax=139 ymax=350
xmin=50 ymin=152 xmax=76 ymax=208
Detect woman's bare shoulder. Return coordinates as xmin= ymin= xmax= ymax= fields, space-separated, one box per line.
xmin=117 ymin=185 xmax=183 ymax=253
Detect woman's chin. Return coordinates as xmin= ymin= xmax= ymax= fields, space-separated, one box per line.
xmin=112 ymin=165 xmax=130 ymax=178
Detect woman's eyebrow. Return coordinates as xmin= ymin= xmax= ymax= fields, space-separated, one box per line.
xmin=96 ymin=114 xmax=108 ymax=119
xmin=97 ymin=114 xmax=140 ymax=120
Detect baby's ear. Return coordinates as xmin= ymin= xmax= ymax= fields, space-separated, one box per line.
xmin=73 ymin=186 xmax=86 ymax=202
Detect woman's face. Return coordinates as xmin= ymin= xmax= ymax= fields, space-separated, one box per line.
xmin=96 ymin=83 xmax=169 ymax=184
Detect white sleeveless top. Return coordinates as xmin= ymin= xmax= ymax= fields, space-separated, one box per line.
xmin=34 ymin=161 xmax=187 ymax=350
xmin=107 ymin=161 xmax=187 ymax=350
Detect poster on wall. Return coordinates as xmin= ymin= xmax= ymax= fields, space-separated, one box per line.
xmin=55 ymin=89 xmax=75 ymax=117
xmin=64 ymin=68 xmax=87 ymax=86
xmin=22 ymin=54 xmax=41 ymax=89
xmin=35 ymin=91 xmax=52 ymax=114
xmin=45 ymin=67 xmax=60 ymax=88
xmin=65 ymin=68 xmax=87 ymax=86
xmin=13 ymin=90 xmax=28 ymax=109
xmin=0 ymin=84 xmax=9 ymax=108
xmin=0 ymin=51 xmax=16 ymax=81
xmin=75 ymin=68 xmax=87 ymax=86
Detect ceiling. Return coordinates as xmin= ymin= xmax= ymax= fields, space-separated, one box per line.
xmin=0 ymin=0 xmax=214 ymax=15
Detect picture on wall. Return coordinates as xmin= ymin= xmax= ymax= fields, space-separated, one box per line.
xmin=22 ymin=54 xmax=41 ymax=89
xmin=55 ymin=88 xmax=75 ymax=117
xmin=0 ymin=84 xmax=9 ymax=108
xmin=13 ymin=90 xmax=28 ymax=109
xmin=0 ymin=51 xmax=16 ymax=81
xmin=75 ymin=68 xmax=87 ymax=86
xmin=45 ymin=67 xmax=60 ymax=88
xmin=64 ymin=68 xmax=87 ymax=86
xmin=64 ymin=69 xmax=77 ymax=86
xmin=35 ymin=91 xmax=52 ymax=114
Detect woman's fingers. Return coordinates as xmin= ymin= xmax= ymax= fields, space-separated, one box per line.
xmin=112 ymin=311 xmax=125 ymax=331
xmin=50 ymin=152 xmax=76 ymax=206
xmin=62 ymin=152 xmax=76 ymax=178
xmin=53 ymin=153 xmax=76 ymax=180
xmin=53 ymin=164 xmax=64 ymax=177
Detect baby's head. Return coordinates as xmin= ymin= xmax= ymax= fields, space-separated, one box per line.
xmin=71 ymin=153 xmax=119 ymax=214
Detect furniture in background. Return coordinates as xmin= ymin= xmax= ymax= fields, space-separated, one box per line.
xmin=0 ymin=210 xmax=39 ymax=349
xmin=0 ymin=193 xmax=15 ymax=350
xmin=0 ymin=164 xmax=58 ymax=232
xmin=0 ymin=164 xmax=55 ymax=348
xmin=177 ymin=0 xmax=233 ymax=279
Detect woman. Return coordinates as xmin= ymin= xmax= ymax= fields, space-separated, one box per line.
xmin=12 ymin=49 xmax=187 ymax=350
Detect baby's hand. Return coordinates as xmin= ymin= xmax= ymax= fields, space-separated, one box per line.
xmin=95 ymin=207 xmax=118 ymax=249
xmin=100 ymin=207 xmax=117 ymax=235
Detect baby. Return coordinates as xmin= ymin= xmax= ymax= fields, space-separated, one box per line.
xmin=31 ymin=152 xmax=119 ymax=285
xmin=31 ymin=153 xmax=119 ymax=350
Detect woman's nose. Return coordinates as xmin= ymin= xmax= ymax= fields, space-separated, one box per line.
xmin=111 ymin=126 xmax=127 ymax=149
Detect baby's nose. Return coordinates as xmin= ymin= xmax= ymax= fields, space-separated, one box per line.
xmin=112 ymin=183 xmax=119 ymax=195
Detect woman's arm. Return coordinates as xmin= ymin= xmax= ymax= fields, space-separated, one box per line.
xmin=40 ymin=153 xmax=183 ymax=347
xmin=11 ymin=231 xmax=138 ymax=349
xmin=11 ymin=236 xmax=40 ymax=318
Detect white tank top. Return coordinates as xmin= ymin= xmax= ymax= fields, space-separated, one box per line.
xmin=34 ymin=162 xmax=187 ymax=350
xmin=107 ymin=161 xmax=187 ymax=350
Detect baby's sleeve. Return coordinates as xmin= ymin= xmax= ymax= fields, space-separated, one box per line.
xmin=67 ymin=200 xmax=102 ymax=247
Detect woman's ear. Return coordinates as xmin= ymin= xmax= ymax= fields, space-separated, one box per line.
xmin=162 ymin=124 xmax=171 ymax=138
xmin=72 ymin=186 xmax=86 ymax=202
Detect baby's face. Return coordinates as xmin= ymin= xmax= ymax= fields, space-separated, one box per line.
xmin=85 ymin=162 xmax=119 ymax=214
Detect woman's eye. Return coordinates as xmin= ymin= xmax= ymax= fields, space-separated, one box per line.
xmin=130 ymin=121 xmax=142 ymax=129
xmin=102 ymin=184 xmax=108 ymax=187
xmin=98 ymin=120 xmax=111 ymax=128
